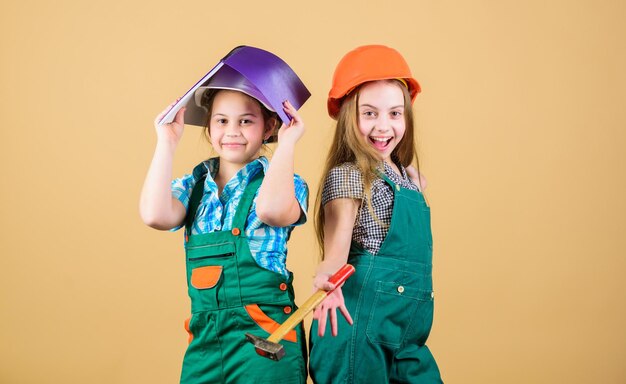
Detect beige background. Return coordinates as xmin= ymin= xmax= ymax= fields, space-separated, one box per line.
xmin=1 ymin=0 xmax=625 ymax=383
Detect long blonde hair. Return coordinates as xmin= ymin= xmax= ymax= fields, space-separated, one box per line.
xmin=314 ymin=80 xmax=420 ymax=254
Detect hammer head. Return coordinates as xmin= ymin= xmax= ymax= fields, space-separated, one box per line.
xmin=245 ymin=333 xmax=285 ymax=361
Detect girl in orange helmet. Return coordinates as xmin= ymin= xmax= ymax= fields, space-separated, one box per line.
xmin=309 ymin=45 xmax=443 ymax=383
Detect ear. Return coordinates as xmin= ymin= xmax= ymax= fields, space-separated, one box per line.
xmin=264 ymin=117 xmax=278 ymax=141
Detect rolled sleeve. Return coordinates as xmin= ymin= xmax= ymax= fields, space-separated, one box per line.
xmin=292 ymin=174 xmax=309 ymax=226
xmin=170 ymin=174 xmax=196 ymax=231
xmin=321 ymin=164 xmax=364 ymax=206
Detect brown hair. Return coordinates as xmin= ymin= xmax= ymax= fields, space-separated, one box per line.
xmin=314 ymin=80 xmax=421 ymax=255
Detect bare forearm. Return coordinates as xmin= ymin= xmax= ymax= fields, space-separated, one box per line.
xmin=317 ymin=232 xmax=351 ymax=276
xmin=316 ymin=199 xmax=359 ymax=275
xmin=139 ymin=141 xmax=185 ymax=229
xmin=256 ymin=142 xmax=300 ymax=226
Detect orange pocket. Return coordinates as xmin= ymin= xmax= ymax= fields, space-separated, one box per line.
xmin=244 ymin=304 xmax=297 ymax=343
xmin=191 ymin=266 xmax=222 ymax=289
xmin=184 ymin=317 xmax=193 ymax=344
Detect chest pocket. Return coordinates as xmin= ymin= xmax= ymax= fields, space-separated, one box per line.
xmin=186 ymin=241 xmax=237 ymax=311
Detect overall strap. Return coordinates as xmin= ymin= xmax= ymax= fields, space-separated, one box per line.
xmin=381 ymin=168 xmax=429 ymax=206
xmin=231 ymin=171 xmax=264 ymax=231
xmin=379 ymin=172 xmax=396 ymax=190
xmin=185 ymin=176 xmax=207 ymax=235
xmin=380 ymin=171 xmax=416 ymax=193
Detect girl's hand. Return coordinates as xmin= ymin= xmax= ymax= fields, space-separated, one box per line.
xmin=154 ymin=100 xmax=186 ymax=147
xmin=312 ymin=274 xmax=353 ymax=337
xmin=406 ymin=165 xmax=427 ymax=191
xmin=276 ymin=100 xmax=305 ymax=146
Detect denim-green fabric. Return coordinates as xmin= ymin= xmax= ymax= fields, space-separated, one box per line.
xmin=309 ymin=174 xmax=442 ymax=383
xmin=181 ymin=173 xmax=306 ymax=384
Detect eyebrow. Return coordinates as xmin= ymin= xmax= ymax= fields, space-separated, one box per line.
xmin=212 ymin=113 xmax=258 ymax=117
xmin=358 ymin=104 xmax=404 ymax=109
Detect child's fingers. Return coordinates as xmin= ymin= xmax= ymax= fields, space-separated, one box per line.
xmin=155 ymin=98 xmax=183 ymax=126
xmin=317 ymin=308 xmax=328 ymax=337
xmin=155 ymin=109 xmax=169 ymax=126
xmin=282 ymin=99 xmax=295 ymax=112
xmin=418 ymin=173 xmax=427 ymax=189
xmin=406 ymin=165 xmax=427 ymax=190
xmin=315 ymin=282 xmax=335 ymax=292
xmin=330 ymin=308 xmax=339 ymax=337
xmin=336 ymin=287 xmax=352 ymax=325
xmin=339 ymin=304 xmax=353 ymax=325
xmin=313 ymin=305 xmax=322 ymax=320
xmin=282 ymin=100 xmax=300 ymax=125
xmin=313 ymin=274 xmax=335 ymax=291
xmin=173 ymin=107 xmax=186 ymax=125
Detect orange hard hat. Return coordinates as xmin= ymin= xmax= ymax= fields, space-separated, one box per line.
xmin=327 ymin=45 xmax=421 ymax=119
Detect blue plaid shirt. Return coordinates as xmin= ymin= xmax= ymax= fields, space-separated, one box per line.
xmin=171 ymin=156 xmax=308 ymax=277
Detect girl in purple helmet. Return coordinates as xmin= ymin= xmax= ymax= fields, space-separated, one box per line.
xmin=140 ymin=46 xmax=310 ymax=383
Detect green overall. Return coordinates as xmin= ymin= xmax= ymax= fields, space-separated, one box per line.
xmin=180 ymin=173 xmax=307 ymax=384
xmin=309 ymin=175 xmax=443 ymax=383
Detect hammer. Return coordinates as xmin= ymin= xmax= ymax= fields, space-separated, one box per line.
xmin=245 ymin=264 xmax=355 ymax=361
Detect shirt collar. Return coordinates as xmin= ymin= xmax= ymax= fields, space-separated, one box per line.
xmin=190 ymin=156 xmax=268 ymax=194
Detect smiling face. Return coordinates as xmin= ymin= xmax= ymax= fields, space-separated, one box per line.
xmin=208 ymin=90 xmax=273 ymax=168
xmin=357 ymin=81 xmax=407 ymax=165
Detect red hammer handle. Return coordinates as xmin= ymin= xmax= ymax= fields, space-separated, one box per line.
xmin=326 ymin=264 xmax=355 ymax=288
xmin=264 ymin=264 xmax=355 ymax=345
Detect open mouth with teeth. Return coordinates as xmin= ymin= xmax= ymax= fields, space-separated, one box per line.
xmin=369 ymin=136 xmax=393 ymax=151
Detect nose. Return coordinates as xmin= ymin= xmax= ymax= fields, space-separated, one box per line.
xmin=224 ymin=122 xmax=242 ymax=137
xmin=374 ymin=115 xmax=391 ymax=132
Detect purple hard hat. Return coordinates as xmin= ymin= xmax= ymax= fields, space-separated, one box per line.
xmin=194 ymin=66 xmax=274 ymax=113
xmin=184 ymin=46 xmax=311 ymax=142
